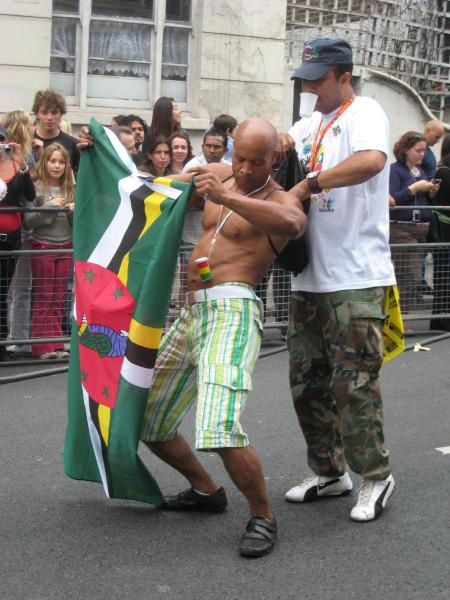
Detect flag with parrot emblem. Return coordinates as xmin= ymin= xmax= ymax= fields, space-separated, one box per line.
xmin=64 ymin=118 xmax=192 ymax=505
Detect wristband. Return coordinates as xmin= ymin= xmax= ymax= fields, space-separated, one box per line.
xmin=18 ymin=165 xmax=29 ymax=175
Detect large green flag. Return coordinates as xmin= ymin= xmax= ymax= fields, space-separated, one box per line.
xmin=64 ymin=118 xmax=192 ymax=505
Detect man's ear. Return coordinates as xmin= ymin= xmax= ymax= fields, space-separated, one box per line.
xmin=341 ymin=71 xmax=352 ymax=85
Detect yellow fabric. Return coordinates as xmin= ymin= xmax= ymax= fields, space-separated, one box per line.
xmin=98 ymin=404 xmax=111 ymax=445
xmin=117 ymin=190 xmax=166 ymax=285
xmin=382 ymin=285 xmax=405 ymax=365
xmin=128 ymin=319 xmax=162 ymax=349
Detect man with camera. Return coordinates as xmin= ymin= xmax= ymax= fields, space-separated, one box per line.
xmin=279 ymin=38 xmax=397 ymax=522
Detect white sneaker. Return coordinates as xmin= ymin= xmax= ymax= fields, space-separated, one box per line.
xmin=56 ymin=350 xmax=70 ymax=359
xmin=350 ymin=474 xmax=395 ymax=522
xmin=285 ymin=472 xmax=353 ymax=503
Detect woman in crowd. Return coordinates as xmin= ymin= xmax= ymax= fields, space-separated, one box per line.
xmin=0 ymin=125 xmax=35 ymax=361
xmin=24 ymin=143 xmax=74 ymax=359
xmin=2 ymin=110 xmax=42 ymax=169
xmin=147 ymin=96 xmax=181 ymax=139
xmin=138 ymin=135 xmax=171 ymax=177
xmin=169 ymin=131 xmax=193 ymax=174
xmin=2 ymin=110 xmax=40 ymax=354
xmin=389 ymin=130 xmax=440 ymax=313
xmin=429 ymin=133 xmax=450 ymax=331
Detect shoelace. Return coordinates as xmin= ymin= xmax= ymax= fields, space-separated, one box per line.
xmin=357 ymin=480 xmax=375 ymax=505
xmin=300 ymin=474 xmax=320 ymax=487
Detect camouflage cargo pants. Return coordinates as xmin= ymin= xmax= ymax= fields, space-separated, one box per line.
xmin=288 ymin=287 xmax=391 ymax=480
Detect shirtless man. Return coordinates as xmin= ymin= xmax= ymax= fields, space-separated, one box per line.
xmin=140 ymin=118 xmax=307 ymax=557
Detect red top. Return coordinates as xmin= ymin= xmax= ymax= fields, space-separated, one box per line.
xmin=0 ymin=162 xmax=23 ymax=232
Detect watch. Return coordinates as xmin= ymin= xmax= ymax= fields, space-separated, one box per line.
xmin=306 ymin=171 xmax=323 ymax=194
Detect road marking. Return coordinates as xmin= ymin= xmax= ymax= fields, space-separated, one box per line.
xmin=435 ymin=446 xmax=450 ymax=455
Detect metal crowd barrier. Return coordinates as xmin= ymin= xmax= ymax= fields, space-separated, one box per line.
xmin=1 ymin=205 xmax=450 ymax=383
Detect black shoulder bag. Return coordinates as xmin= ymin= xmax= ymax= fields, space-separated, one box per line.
xmin=268 ymin=148 xmax=310 ymax=274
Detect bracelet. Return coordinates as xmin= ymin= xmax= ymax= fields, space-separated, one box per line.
xmin=18 ymin=165 xmax=29 ymax=175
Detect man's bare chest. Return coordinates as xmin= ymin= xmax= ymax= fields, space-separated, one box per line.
xmin=203 ymin=204 xmax=257 ymax=241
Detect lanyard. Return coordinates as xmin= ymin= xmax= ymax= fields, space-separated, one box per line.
xmin=307 ymin=96 xmax=355 ymax=171
xmin=208 ymin=174 xmax=271 ymax=259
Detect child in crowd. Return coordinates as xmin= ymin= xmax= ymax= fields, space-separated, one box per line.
xmin=24 ymin=143 xmax=74 ymax=359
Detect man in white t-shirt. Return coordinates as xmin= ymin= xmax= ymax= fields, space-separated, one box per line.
xmin=279 ymin=38 xmax=396 ymax=522
xmin=183 ymin=128 xmax=231 ymax=173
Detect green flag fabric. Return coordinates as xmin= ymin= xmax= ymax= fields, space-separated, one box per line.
xmin=64 ymin=118 xmax=192 ymax=505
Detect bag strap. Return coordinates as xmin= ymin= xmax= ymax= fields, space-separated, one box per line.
xmin=267 ymin=235 xmax=280 ymax=257
xmin=262 ymin=186 xmax=284 ymax=256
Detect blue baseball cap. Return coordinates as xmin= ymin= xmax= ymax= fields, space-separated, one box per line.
xmin=292 ymin=38 xmax=353 ymax=81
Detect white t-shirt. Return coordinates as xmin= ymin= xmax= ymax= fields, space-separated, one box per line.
xmin=182 ymin=154 xmax=231 ymax=172
xmin=289 ymin=95 xmax=395 ymax=293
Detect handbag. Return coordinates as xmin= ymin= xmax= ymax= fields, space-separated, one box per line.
xmin=268 ymin=148 xmax=309 ymax=274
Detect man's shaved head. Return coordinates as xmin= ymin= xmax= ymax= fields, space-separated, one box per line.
xmin=234 ymin=118 xmax=278 ymax=154
xmin=232 ymin=118 xmax=278 ymax=193
xmin=424 ymin=120 xmax=445 ymax=146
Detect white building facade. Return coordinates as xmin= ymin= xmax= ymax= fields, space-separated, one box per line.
xmin=0 ymin=0 xmax=288 ymax=145
xmin=1 ymin=0 xmax=449 ymax=151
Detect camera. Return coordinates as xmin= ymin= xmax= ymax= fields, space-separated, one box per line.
xmin=0 ymin=143 xmax=11 ymax=153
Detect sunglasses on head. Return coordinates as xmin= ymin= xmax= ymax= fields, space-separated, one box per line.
xmin=408 ymin=132 xmax=425 ymax=142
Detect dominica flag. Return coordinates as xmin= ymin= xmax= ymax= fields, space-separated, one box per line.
xmin=64 ymin=118 xmax=192 ymax=505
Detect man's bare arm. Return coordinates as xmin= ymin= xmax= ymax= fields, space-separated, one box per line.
xmin=173 ymin=163 xmax=233 ymax=208
xmin=291 ymin=149 xmax=386 ymax=201
xmin=193 ymin=168 xmax=307 ymax=238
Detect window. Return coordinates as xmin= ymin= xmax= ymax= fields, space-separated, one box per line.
xmin=50 ymin=0 xmax=192 ymax=108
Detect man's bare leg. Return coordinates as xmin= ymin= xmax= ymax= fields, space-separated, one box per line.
xmin=218 ymin=446 xmax=275 ymax=521
xmin=144 ymin=434 xmax=218 ymax=493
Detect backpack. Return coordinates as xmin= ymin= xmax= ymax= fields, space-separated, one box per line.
xmin=268 ymin=148 xmax=310 ymax=274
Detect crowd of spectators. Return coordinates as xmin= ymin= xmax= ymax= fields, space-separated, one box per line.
xmin=1 ymin=85 xmax=450 ymax=363
xmin=0 ymin=89 xmax=238 ymax=361
xmin=389 ymin=121 xmax=450 ymax=329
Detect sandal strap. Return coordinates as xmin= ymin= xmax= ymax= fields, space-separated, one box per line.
xmin=245 ymin=516 xmax=277 ymax=541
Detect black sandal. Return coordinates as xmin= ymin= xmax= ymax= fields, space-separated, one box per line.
xmin=162 ymin=486 xmax=227 ymax=512
xmin=239 ymin=516 xmax=277 ymax=557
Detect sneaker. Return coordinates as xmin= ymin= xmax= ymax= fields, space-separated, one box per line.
xmin=285 ymin=472 xmax=353 ymax=503
xmin=56 ymin=350 xmax=70 ymax=359
xmin=39 ymin=352 xmax=58 ymax=360
xmin=162 ymin=486 xmax=228 ymax=512
xmin=350 ymin=474 xmax=395 ymax=522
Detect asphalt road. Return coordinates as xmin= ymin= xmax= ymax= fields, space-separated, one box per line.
xmin=0 ymin=333 xmax=449 ymax=600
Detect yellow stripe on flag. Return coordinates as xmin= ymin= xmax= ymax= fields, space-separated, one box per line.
xmin=128 ymin=319 xmax=162 ymax=349
xmin=117 ymin=190 xmax=167 ymax=285
xmin=98 ymin=404 xmax=111 ymax=445
xmin=154 ymin=176 xmax=173 ymax=187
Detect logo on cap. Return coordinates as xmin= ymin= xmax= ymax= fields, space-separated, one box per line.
xmin=303 ymin=45 xmax=319 ymax=62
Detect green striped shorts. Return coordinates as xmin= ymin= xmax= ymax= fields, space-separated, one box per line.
xmin=140 ymin=283 xmax=263 ymax=450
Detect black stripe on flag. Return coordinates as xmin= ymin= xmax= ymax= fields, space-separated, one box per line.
xmin=125 ymin=339 xmax=158 ymax=369
xmin=108 ymin=184 xmax=150 ymax=274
